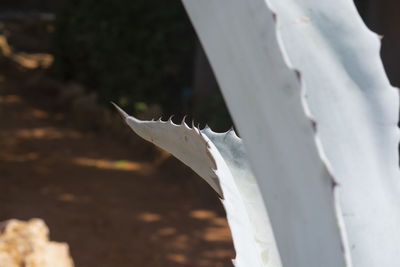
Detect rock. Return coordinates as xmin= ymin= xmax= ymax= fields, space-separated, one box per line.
xmin=22 ymin=72 xmax=63 ymax=109
xmin=0 ymin=218 xmax=74 ymax=267
xmin=58 ymin=82 xmax=86 ymax=107
xmin=0 ymin=34 xmax=12 ymax=57
xmin=71 ymin=92 xmax=103 ymax=131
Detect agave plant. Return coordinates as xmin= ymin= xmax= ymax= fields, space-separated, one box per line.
xmin=113 ymin=103 xmax=281 ymax=266
xmin=115 ymin=0 xmax=400 ymax=266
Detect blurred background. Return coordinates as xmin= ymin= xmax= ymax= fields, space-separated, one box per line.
xmin=0 ymin=0 xmax=398 ymax=266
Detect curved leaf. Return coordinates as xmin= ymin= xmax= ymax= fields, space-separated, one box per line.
xmin=113 ymin=104 xmax=281 ymax=267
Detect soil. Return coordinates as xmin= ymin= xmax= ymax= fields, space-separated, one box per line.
xmin=0 ymin=20 xmax=234 ymax=267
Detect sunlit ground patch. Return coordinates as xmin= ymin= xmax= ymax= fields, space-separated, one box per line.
xmin=190 ymin=209 xmax=217 ymax=220
xmin=73 ymin=157 xmax=143 ymax=172
xmin=0 ymin=94 xmax=22 ymax=104
xmin=15 ymin=127 xmax=82 ymax=139
xmin=137 ymin=212 xmax=162 ymax=222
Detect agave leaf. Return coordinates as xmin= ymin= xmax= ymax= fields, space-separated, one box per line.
xmin=265 ymin=1 xmax=400 ymax=266
xmin=182 ymin=1 xmax=348 ymax=266
xmin=202 ymin=127 xmax=281 ymax=267
xmin=113 ymin=103 xmax=281 ymax=267
xmin=112 ymin=103 xmax=222 ymax=195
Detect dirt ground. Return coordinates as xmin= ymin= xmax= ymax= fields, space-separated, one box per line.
xmin=0 ymin=20 xmax=234 ymax=267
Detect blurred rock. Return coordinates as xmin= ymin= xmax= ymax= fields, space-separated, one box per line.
xmin=0 ymin=33 xmax=53 ymax=70
xmin=71 ymin=92 xmax=103 ymax=131
xmin=0 ymin=34 xmax=12 ymax=57
xmin=23 ymin=71 xmax=63 ymax=101
xmin=58 ymin=82 xmax=86 ymax=107
xmin=0 ymin=218 xmax=74 ymax=267
xmin=12 ymin=52 xmax=54 ymax=69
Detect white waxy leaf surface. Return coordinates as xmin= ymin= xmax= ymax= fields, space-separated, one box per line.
xmin=112 ymin=103 xmax=221 ymax=196
xmin=113 ymin=103 xmax=281 ymax=267
xmin=202 ymin=128 xmax=281 ymax=267
xmin=182 ymin=1 xmax=349 ymax=266
xmin=265 ymin=1 xmax=400 ymax=266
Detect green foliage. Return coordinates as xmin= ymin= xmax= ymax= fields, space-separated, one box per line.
xmin=52 ymin=0 xmax=196 ymax=114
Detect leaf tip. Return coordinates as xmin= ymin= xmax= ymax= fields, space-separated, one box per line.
xmin=111 ymin=102 xmax=129 ymax=120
